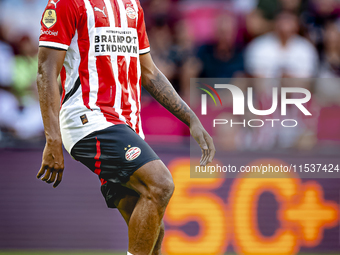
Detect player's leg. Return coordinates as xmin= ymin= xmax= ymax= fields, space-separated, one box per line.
xmin=115 ymin=194 xmax=165 ymax=255
xmin=70 ymin=125 xmax=171 ymax=254
xmin=152 ymin=221 xmax=165 ymax=255
xmin=122 ymin=160 xmax=174 ymax=255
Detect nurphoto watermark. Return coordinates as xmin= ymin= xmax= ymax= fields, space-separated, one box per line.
xmin=190 ymin=78 xmax=340 ymax=179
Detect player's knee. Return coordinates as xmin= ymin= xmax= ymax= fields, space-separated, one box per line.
xmin=147 ymin=176 xmax=174 ymax=208
xmin=156 ymin=177 xmax=174 ymax=205
xmin=161 ymin=177 xmax=174 ymax=202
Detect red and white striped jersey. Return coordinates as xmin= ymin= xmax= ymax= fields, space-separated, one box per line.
xmin=39 ymin=0 xmax=150 ymax=153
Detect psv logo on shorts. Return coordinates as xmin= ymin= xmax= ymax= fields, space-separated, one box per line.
xmin=125 ymin=147 xmax=141 ymax=161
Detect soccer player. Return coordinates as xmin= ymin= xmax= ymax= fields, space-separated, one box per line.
xmin=36 ymin=0 xmax=215 ymax=254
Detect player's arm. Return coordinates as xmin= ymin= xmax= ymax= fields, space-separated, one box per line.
xmin=140 ymin=53 xmax=215 ymax=166
xmin=36 ymin=47 xmax=66 ymax=188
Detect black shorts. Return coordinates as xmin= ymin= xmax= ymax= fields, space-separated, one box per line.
xmin=71 ymin=124 xmax=160 ymax=208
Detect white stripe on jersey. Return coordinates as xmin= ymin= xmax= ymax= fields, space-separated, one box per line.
xmin=117 ymin=0 xmax=128 ymax=29
xmin=103 ymin=0 xmax=115 ymax=26
xmin=112 ymin=55 xmax=126 ymax=122
xmin=39 ymin=41 xmax=69 ymax=50
xmin=84 ymin=0 xmax=100 ymax=110
xmin=139 ymin=47 xmax=150 ymax=54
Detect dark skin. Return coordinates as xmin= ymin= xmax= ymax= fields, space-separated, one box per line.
xmin=140 ymin=53 xmax=215 ymax=166
xmin=36 ymin=48 xmax=66 ymax=187
xmin=115 ymin=194 xmax=165 ymax=255
xmin=118 ymin=159 xmax=173 ymax=254
xmin=36 ymin=47 xmax=215 ymax=255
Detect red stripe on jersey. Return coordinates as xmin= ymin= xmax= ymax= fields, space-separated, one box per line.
xmin=60 ymin=66 xmax=66 ymax=107
xmin=89 ymin=0 xmax=110 ymax=27
xmin=118 ymin=56 xmax=133 ymax=127
xmin=111 ymin=0 xmax=121 ymax=28
xmin=122 ymin=0 xmax=137 ymax=29
xmin=94 ymin=137 xmax=101 ymax=176
xmin=128 ymin=57 xmax=139 ymax=130
xmin=77 ymin=13 xmax=91 ymax=109
xmin=96 ymin=55 xmax=124 ymax=124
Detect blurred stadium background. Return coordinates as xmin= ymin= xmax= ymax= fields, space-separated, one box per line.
xmin=0 ymin=0 xmax=340 ymax=254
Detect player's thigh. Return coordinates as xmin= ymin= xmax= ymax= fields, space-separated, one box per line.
xmin=71 ymin=124 xmax=160 ymax=184
xmin=124 ymin=160 xmax=174 ymax=202
xmin=115 ymin=194 xmax=139 ymax=224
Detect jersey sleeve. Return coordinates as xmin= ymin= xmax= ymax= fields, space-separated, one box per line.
xmin=39 ymin=0 xmax=79 ymax=51
xmin=136 ymin=1 xmax=150 ymax=55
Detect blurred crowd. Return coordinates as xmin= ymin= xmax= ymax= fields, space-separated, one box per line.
xmin=0 ymin=0 xmax=340 ymax=150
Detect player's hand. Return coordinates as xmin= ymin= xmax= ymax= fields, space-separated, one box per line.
xmin=190 ymin=122 xmax=216 ymax=166
xmin=37 ymin=141 xmax=64 ymax=188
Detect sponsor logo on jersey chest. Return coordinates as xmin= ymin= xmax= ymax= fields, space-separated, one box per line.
xmin=94 ymin=28 xmax=139 ymax=56
xmin=125 ymin=147 xmax=141 ymax=161
xmin=42 ymin=9 xmax=57 ymax=28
